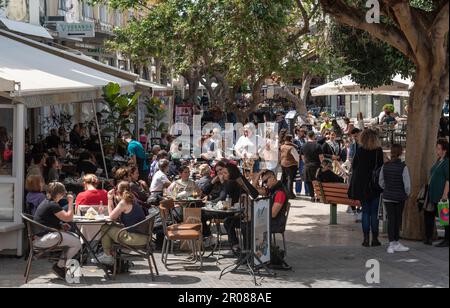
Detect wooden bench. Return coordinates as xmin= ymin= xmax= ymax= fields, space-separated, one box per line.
xmin=313 ymin=181 xmax=361 ymax=225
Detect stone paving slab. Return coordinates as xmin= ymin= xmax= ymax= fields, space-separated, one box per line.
xmin=1 ymin=198 xmax=448 ymax=288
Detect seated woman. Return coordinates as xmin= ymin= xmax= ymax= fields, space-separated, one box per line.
xmin=167 ymin=166 xmax=201 ymax=199
xmin=75 ymin=174 xmax=108 ymax=209
xmin=315 ymin=159 xmax=345 ymax=183
xmin=95 ymin=181 xmax=148 ymax=265
xmin=33 ymin=182 xmax=82 ymax=279
xmin=128 ymin=165 xmax=150 ymax=206
xmin=25 ymin=174 xmax=46 ymax=216
xmin=196 ymin=164 xmax=213 ymax=195
xmin=211 ymin=163 xmax=242 ymax=204
xmin=77 ymin=152 xmax=98 ymax=175
xmin=44 ymin=156 xmax=61 ymax=183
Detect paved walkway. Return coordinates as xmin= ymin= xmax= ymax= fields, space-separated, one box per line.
xmin=1 ymin=198 xmax=448 ymax=288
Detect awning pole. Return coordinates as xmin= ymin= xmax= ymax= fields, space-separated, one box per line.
xmin=91 ymin=100 xmax=109 ymax=179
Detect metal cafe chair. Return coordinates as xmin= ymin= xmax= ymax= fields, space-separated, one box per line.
xmin=159 ymin=200 xmax=203 ymax=270
xmin=111 ymin=211 xmax=159 ymax=280
xmin=271 ymin=202 xmax=291 ymax=257
xmin=22 ymin=213 xmax=68 ymax=283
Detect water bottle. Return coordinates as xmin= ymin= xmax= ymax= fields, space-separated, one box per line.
xmin=225 ymin=195 xmax=231 ymax=209
xmin=98 ymin=200 xmax=104 ymax=217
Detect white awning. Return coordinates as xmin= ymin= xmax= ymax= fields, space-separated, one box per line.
xmin=0 ymin=17 xmax=53 ymax=39
xmin=136 ymin=79 xmax=174 ymax=92
xmin=0 ymin=32 xmax=134 ymax=108
xmin=311 ymin=75 xmax=412 ymax=97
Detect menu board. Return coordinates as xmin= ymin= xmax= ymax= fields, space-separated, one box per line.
xmin=253 ymin=197 xmax=271 ymax=266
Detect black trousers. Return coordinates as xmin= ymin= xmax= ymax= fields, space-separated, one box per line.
xmin=224 ymin=216 xmax=251 ymax=249
xmin=424 ymin=204 xmax=450 ymax=241
xmin=282 ymin=165 xmax=298 ymax=198
xmin=384 ymin=201 xmax=405 ymax=242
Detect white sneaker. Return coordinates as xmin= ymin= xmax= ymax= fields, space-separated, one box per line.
xmin=394 ymin=242 xmax=410 ymax=252
xmin=92 ymin=253 xmax=114 ymax=265
xmin=387 ymin=243 xmax=396 ymax=254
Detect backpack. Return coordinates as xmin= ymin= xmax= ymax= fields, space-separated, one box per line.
xmin=269 ymin=246 xmax=291 ymax=270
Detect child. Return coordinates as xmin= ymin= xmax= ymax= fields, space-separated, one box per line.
xmin=379 ymin=144 xmax=411 ymax=254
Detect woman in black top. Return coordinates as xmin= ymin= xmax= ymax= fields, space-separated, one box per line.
xmin=33 ymin=182 xmax=82 ymax=279
xmin=348 ymin=129 xmax=384 ymax=247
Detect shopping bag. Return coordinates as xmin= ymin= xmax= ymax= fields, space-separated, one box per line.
xmin=438 ymin=200 xmax=449 ymax=227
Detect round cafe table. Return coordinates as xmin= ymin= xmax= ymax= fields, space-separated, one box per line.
xmin=173 ymin=199 xmax=205 ymax=208
xmin=201 ymin=207 xmax=243 ymax=263
xmin=72 ymin=216 xmax=115 ymax=278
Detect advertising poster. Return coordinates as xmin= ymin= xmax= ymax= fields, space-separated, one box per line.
xmin=253 ymin=198 xmax=271 ymax=266
xmin=174 ymin=104 xmax=193 ymax=129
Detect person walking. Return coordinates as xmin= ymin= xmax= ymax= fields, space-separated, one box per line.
xmin=348 ymin=129 xmax=384 ymax=247
xmin=379 ymin=144 xmax=411 ymax=254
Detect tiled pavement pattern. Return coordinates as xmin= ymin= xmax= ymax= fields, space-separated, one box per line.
xmin=1 ymin=198 xmax=448 ymax=288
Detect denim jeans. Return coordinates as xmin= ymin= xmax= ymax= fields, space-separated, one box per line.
xmin=295 ymin=160 xmax=310 ymax=195
xmin=361 ymin=197 xmax=380 ymax=236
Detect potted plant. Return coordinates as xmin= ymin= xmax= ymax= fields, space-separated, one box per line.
xmin=144 ymin=96 xmax=168 ymax=146
xmin=101 ymin=82 xmax=140 ymax=153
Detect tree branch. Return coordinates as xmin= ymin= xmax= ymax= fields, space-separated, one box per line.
xmin=386 ymin=1 xmax=430 ymax=68
xmin=319 ymin=0 xmax=414 ymax=63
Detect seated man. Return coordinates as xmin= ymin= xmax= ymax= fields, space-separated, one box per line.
xmin=167 ymin=166 xmax=201 ymax=199
xmin=315 ymin=159 xmax=344 ymax=183
xmin=225 ymin=168 xmax=290 ymax=256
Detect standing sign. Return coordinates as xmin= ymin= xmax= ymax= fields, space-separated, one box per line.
xmin=253 ymin=197 xmax=271 ymax=266
xmin=57 ymin=22 xmax=95 ymax=38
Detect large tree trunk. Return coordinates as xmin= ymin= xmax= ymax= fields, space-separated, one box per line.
xmin=277 ymin=73 xmax=312 ymax=116
xmin=402 ymin=67 xmax=449 ymax=240
xmin=183 ymin=73 xmax=199 ymax=105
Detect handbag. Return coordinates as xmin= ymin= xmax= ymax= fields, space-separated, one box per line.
xmin=438 ymin=200 xmax=449 ymax=227
xmin=370 ymin=150 xmax=383 ymax=192
xmin=416 ymin=184 xmax=429 ymax=212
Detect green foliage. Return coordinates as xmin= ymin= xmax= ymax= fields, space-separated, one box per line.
xmin=382 ymin=104 xmax=395 ymax=113
xmin=330 ymin=23 xmax=415 ymax=88
xmin=144 ymin=96 xmax=168 ymax=137
xmin=92 ymin=0 xmax=332 ymax=98
xmin=101 ymin=82 xmax=140 ymax=151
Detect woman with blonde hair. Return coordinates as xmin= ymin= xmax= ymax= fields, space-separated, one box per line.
xmin=75 ymin=174 xmax=108 ymax=209
xmin=348 ymin=129 xmax=384 ymax=247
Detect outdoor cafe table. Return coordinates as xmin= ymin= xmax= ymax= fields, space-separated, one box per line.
xmin=201 ymin=207 xmax=243 ymax=263
xmin=72 ymin=216 xmax=115 ymax=278
xmin=173 ymin=199 xmax=205 ymax=208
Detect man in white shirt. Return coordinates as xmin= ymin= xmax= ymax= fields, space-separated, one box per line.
xmin=234 ymin=124 xmax=258 ymax=171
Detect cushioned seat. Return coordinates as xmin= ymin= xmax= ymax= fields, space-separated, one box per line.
xmin=167 ymin=223 xmax=201 ymax=232
xmin=167 ymin=230 xmax=201 ymax=240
